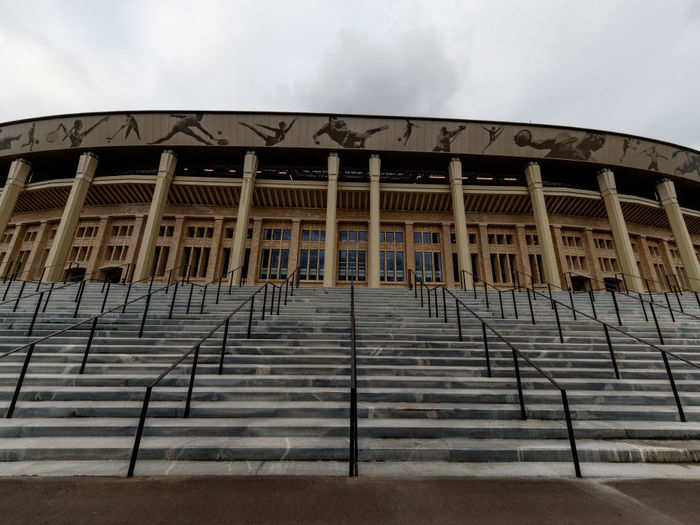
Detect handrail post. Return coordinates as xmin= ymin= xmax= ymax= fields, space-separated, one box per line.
xmin=560 ymin=390 xmax=582 ymax=477
xmin=35 ymin=267 xmax=47 ymax=292
xmin=638 ymin=292 xmax=649 ymax=322
xmin=497 ymin=289 xmax=504 ymax=319
xmin=216 ymin=274 xmax=223 ymax=304
xmin=661 ymin=352 xmax=686 ymax=422
xmin=64 ymin=262 xmax=71 ymax=284
xmin=73 ymin=280 xmax=86 ymax=318
xmin=611 ymin=290 xmax=622 ymax=325
xmin=645 ymin=278 xmax=653 ymax=303
xmin=526 ymin=288 xmax=535 ymax=324
xmin=674 ymin=287 xmax=683 ymax=312
xmin=270 ymin=285 xmax=276 ymax=316
xmin=471 ymin=271 xmax=476 ymax=299
xmin=664 ymin=293 xmax=675 ymax=322
xmin=261 ymin=283 xmax=268 ymax=320
xmin=122 ymin=281 xmax=133 ymax=313
xmin=455 ymin=299 xmax=463 ymax=341
xmin=434 ymin=287 xmax=439 ymax=319
xmin=200 ymin=284 xmax=208 ymax=314
xmin=484 ymin=281 xmax=490 ymax=310
xmin=547 ymin=283 xmax=554 ymax=309
xmin=284 ymin=275 xmax=290 ymax=306
xmin=183 ymin=344 xmax=200 ymax=418
xmin=1 ymin=278 xmax=12 ymax=302
xmin=139 ymin=292 xmax=152 ymax=338
xmin=247 ymin=295 xmax=255 ymax=338
xmin=481 ymin=321 xmax=492 ymax=377
xmin=441 ymin=286 xmax=448 ymax=323
xmin=427 ymin=287 xmax=432 ymax=317
xmin=79 ymin=317 xmax=99 ymax=374
xmin=42 ymin=282 xmax=55 ymax=312
xmin=552 ymin=299 xmax=564 ymax=343
xmin=5 ymin=342 xmax=35 ymax=418
xmin=589 ymin=291 xmax=597 ymax=320
xmin=75 ymin=279 xmax=85 ymax=301
xmin=510 ymin=348 xmax=526 ymax=420
xmin=26 ymin=292 xmax=44 ymax=337
xmin=101 ymin=277 xmax=107 ymax=294
xmin=186 ymin=282 xmax=194 ymax=314
xmin=127 ymin=386 xmax=152 ymax=477
xmin=649 ymin=300 xmax=664 ymax=345
xmin=276 ymin=283 xmax=282 ymax=315
xmin=101 ymin=282 xmax=111 ymax=313
xmin=511 ymin=289 xmax=519 ymax=320
xmin=168 ymin=281 xmax=179 ymax=319
xmin=420 ymin=278 xmax=424 ymax=307
xmin=166 ymin=269 xmax=173 ymax=294
xmin=218 ymin=318 xmax=230 ymax=375
xmin=12 ymin=280 xmax=27 ymax=312
xmin=602 ymin=324 xmax=621 ymax=379
xmin=568 ymin=289 xmax=577 ymax=321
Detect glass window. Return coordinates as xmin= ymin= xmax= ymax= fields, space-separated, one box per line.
xmin=283 ymin=229 xmax=291 ymax=240
xmin=379 ymin=251 xmax=385 ymax=281
xmin=358 ymin=231 xmax=366 ymax=241
xmin=424 ymin=252 xmax=433 ymax=282
xmin=259 ymin=249 xmax=270 ymax=279
xmin=386 ymin=251 xmax=395 ymax=282
xmin=269 ymin=249 xmax=279 ymax=279
xmin=309 ymin=249 xmax=318 ymax=280
xmin=299 ymin=249 xmax=308 ymax=280
xmin=273 ymin=229 xmax=282 ymax=241
xmin=302 ymin=230 xmax=310 ymax=241
xmin=358 ymin=251 xmax=366 ymax=281
xmin=380 ymin=232 xmax=385 ymax=243
xmin=349 ymin=231 xmax=357 ymax=241
xmin=280 ymin=249 xmax=289 ymax=279
xmin=396 ymin=251 xmax=404 ymax=281
xmin=321 ymin=231 xmax=326 ymax=241
xmin=339 ymin=250 xmax=347 ymax=281
xmin=263 ymin=229 xmax=272 ymax=240
xmin=432 ymin=232 xmax=440 ymax=244
xmin=340 ymin=231 xmax=348 ymax=241
xmin=386 ymin=232 xmax=394 ymax=243
xmin=311 ymin=230 xmax=319 ymax=241
xmin=423 ymin=232 xmax=431 ymax=244
xmin=415 ymin=251 xmax=423 ymax=280
xmin=453 ymin=253 xmax=459 ymax=283
xmin=318 ymin=249 xmax=325 ymax=280
xmin=247 ymin=228 xmax=253 ymax=239
xmin=414 ymin=232 xmax=421 ymax=244
xmin=197 ymin=227 xmax=205 ymax=238
xmin=348 ymin=250 xmax=357 ymax=280
xmin=396 ymin=232 xmax=403 ymax=243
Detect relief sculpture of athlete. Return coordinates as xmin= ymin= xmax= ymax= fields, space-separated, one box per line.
xmin=150 ymin=113 xmax=215 ymax=145
xmin=240 ymin=119 xmax=296 ymax=146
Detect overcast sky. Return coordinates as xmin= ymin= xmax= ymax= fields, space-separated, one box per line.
xmin=1 ymin=1 xmax=699 ymax=149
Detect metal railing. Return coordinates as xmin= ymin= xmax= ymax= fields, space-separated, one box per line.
xmin=126 ymin=282 xmax=286 ymax=477
xmin=413 ymin=284 xmax=581 ymax=477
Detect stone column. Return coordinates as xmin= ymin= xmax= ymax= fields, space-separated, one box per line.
xmin=208 ymin=217 xmax=225 ymax=279
xmin=525 ymin=162 xmax=561 ymax=288
xmin=405 ymin=221 xmax=415 ymax=282
xmin=132 ymin=150 xmax=177 ymax=281
xmin=551 ymin=225 xmax=568 ymax=287
xmin=597 ymin=168 xmax=643 ymax=292
xmin=478 ymin=224 xmax=491 ymax=285
xmin=660 ymin=239 xmax=681 ymax=291
xmin=441 ymin=222 xmax=455 ymax=287
xmin=229 ymin=151 xmax=257 ymax=285
xmin=636 ymin=235 xmax=657 ymax=292
xmin=368 ymin=154 xmax=381 ymax=288
xmin=44 ymin=152 xmax=99 ymax=281
xmin=0 ymin=159 xmax=31 ymax=242
xmin=23 ymin=221 xmax=49 ymax=280
xmin=515 ymin=225 xmax=531 ymax=287
xmin=0 ymin=224 xmax=26 ymax=277
xmin=583 ymin=228 xmax=604 ymax=289
xmin=448 ymin=158 xmax=473 ymax=288
xmin=656 ymin=178 xmax=700 ymax=292
xmin=127 ymin=216 xmax=146 ymax=280
xmin=166 ymin=216 xmax=186 ymax=276
xmin=288 ymin=219 xmax=302 ymax=276
xmin=323 ymin=153 xmax=339 ymax=287
xmin=86 ymin=217 xmax=110 ymax=280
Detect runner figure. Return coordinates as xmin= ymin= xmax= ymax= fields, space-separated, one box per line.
xmin=0 ymin=129 xmax=21 ymax=151
xmin=56 ymin=117 xmax=109 ymax=147
xmin=313 ymin=116 xmax=387 ymax=148
xmin=107 ymin=114 xmax=141 ymax=142
xmin=433 ymin=125 xmax=467 ymax=152
xmin=239 ymin=119 xmax=296 ymax=146
xmin=21 ymin=123 xmax=37 ymax=151
xmin=150 ymin=113 xmax=215 ymax=145
xmin=398 ymin=119 xmax=421 ymax=145
xmin=481 ymin=125 xmax=503 ymax=152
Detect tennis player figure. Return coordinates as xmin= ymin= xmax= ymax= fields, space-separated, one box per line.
xmin=54 ymin=117 xmax=109 ymax=147
xmin=239 ymin=119 xmax=296 ymax=146
xmin=433 ymin=124 xmax=467 ymax=152
xmin=150 ymin=114 xmax=215 ymax=145
xmin=398 ymin=119 xmax=421 ymax=145
xmin=481 ymin=125 xmax=503 ymax=152
xmin=107 ymin=114 xmax=141 ymax=142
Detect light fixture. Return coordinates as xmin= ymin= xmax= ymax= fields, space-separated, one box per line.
xmin=476 ymin=176 xmax=493 ymax=181
xmin=503 ymin=177 xmax=518 ymax=182
xmin=203 ymin=168 xmax=214 ymax=172
xmin=183 ymin=167 xmax=189 ymax=171
xmin=429 ymin=175 xmax=446 ymax=179
xmin=228 ymin=169 xmax=237 ymax=173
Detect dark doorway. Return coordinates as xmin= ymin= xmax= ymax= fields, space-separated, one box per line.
xmin=102 ymin=266 xmax=124 ymax=283
xmin=570 ymin=275 xmax=591 ymax=292
xmin=603 ymin=277 xmax=622 ymax=292
xmin=64 ymin=266 xmax=86 ymax=282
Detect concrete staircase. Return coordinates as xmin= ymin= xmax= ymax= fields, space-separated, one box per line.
xmin=0 ymin=280 xmax=699 ymax=477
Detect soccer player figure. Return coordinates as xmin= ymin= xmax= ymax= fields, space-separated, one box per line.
xmin=433 ymin=124 xmax=467 ymax=152
xmin=57 ymin=117 xmax=109 ymax=147
xmin=313 ymin=116 xmax=387 ymax=148
xmin=0 ymin=129 xmax=21 ymax=151
xmin=239 ymin=119 xmax=296 ymax=146
xmin=481 ymin=125 xmax=503 ymax=152
xmin=150 ymin=113 xmax=215 ymax=145
xmin=107 ymin=114 xmax=141 ymax=142
xmin=398 ymin=119 xmax=421 ymax=145
xmin=21 ymin=123 xmax=36 ymax=151
xmin=643 ymin=146 xmax=668 ymax=171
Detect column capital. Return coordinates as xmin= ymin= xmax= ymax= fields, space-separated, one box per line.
xmin=369 ymin=154 xmax=381 ymax=179
xmin=448 ymin=157 xmax=462 ymax=185
xmin=243 ymin=151 xmax=258 ymax=177
xmin=6 ymin=158 xmax=32 ymax=187
xmin=76 ymin=152 xmax=99 ymax=183
xmin=656 ymin=178 xmax=678 ymax=205
xmin=327 ymin=152 xmax=340 ymax=178
xmin=597 ymin=168 xmax=617 ymax=196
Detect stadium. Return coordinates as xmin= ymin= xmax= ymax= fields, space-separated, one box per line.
xmin=0 ymin=110 xmax=699 ymax=292
xmin=1 ymin=111 xmax=700 ymax=480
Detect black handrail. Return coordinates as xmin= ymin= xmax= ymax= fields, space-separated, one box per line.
xmin=126 ymin=284 xmax=270 ymax=477
xmin=348 ymin=279 xmax=358 ymax=477
xmin=2 ymin=277 xmax=171 ymax=418
xmin=437 ymin=287 xmax=581 ymax=477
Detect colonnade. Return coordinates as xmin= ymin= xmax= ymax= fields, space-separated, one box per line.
xmin=1 ymin=150 xmax=699 ymax=292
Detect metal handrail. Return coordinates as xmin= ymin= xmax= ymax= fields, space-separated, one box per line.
xmin=348 ymin=279 xmax=358 ymax=477
xmin=436 ymin=286 xmax=581 ymax=477
xmin=2 ymin=277 xmax=172 ymax=418
xmin=126 ymin=283 xmax=270 ymax=477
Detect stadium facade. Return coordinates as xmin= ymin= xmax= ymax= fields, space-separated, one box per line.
xmin=0 ymin=111 xmax=699 ymax=293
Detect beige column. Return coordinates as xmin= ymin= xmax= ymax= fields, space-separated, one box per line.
xmin=0 ymin=224 xmax=26 ymax=277
xmin=208 ymin=217 xmax=225 ymax=279
xmin=478 ymin=224 xmax=491 ymax=285
xmin=657 ymin=178 xmax=700 ymax=292
xmin=0 ymin=159 xmax=31 ymax=242
xmin=132 ymin=150 xmax=177 ymax=281
xmin=229 ymin=151 xmax=258 ymax=285
xmin=405 ymin=221 xmax=416 ymax=282
xmin=323 ymin=153 xmax=339 ymax=287
xmin=448 ymin=158 xmax=473 ymax=288
xmin=660 ymin=239 xmax=680 ymax=291
xmin=23 ymin=221 xmax=49 ymax=280
xmin=514 ymin=225 xmax=531 ymax=286
xmin=288 ymin=219 xmax=302 ymax=275
xmin=127 ymin=216 xmax=146 ymax=280
xmin=86 ymin=217 xmax=110 ymax=280
xmin=368 ymin=154 xmax=381 ymax=288
xmin=551 ymin=225 xmax=568 ymax=286
xmin=597 ymin=168 xmax=643 ymax=292
xmin=246 ymin=219 xmax=263 ymax=284
xmin=167 ymin=216 xmax=186 ymax=276
xmin=583 ymin=228 xmax=604 ymax=289
xmin=525 ymin=162 xmax=561 ymax=288
xmin=636 ymin=235 xmax=657 ymax=292
xmin=441 ymin=222 xmax=455 ymax=287
xmin=44 ymin=152 xmax=98 ymax=281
